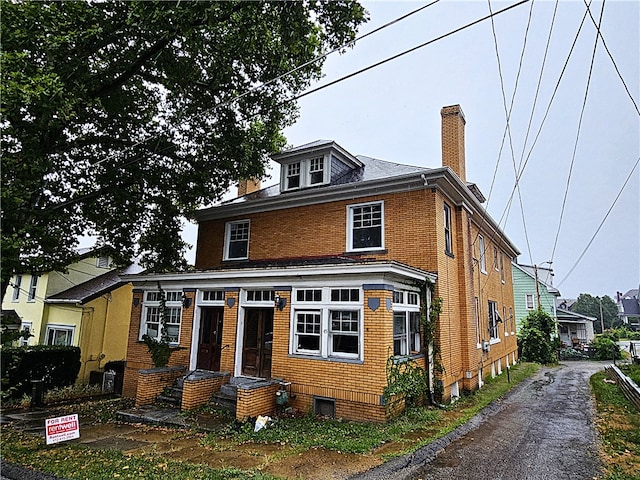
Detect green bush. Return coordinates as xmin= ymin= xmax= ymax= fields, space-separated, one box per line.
xmin=590 ymin=336 xmax=623 ymax=361
xmin=1 ymin=345 xmax=81 ymax=399
xmin=518 ymin=309 xmax=557 ymax=364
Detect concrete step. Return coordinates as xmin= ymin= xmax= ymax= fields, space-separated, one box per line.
xmin=209 ymin=392 xmax=237 ymax=413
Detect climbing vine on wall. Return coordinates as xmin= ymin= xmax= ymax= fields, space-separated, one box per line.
xmin=383 ymin=280 xmax=445 ymax=409
xmin=142 ymin=282 xmax=182 ymax=368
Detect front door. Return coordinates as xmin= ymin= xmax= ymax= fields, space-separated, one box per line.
xmin=196 ymin=307 xmax=223 ymax=371
xmin=241 ymin=308 xmax=273 ymax=378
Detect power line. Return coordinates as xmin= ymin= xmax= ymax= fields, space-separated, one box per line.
xmin=557 ymin=155 xmax=639 ymax=287
xmin=550 ymin=0 xmax=606 ymax=263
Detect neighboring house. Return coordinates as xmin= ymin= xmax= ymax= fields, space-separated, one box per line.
xmin=617 ymin=288 xmax=640 ymax=331
xmin=1 ymin=248 xmax=140 ymax=383
xmin=511 ymin=263 xmax=559 ymax=331
xmin=122 ymin=105 xmax=520 ymax=422
xmin=556 ymin=308 xmax=596 ymax=347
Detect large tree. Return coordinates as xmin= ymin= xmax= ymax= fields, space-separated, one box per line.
xmin=572 ymin=293 xmax=620 ymax=333
xmin=1 ymin=0 xmax=367 ymax=296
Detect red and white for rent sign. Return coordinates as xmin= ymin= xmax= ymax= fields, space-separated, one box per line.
xmin=45 ymin=414 xmax=80 ymax=445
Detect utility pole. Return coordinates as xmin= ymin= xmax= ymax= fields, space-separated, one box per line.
xmin=599 ymin=297 xmax=605 ymax=333
xmin=534 ymin=264 xmax=541 ymax=310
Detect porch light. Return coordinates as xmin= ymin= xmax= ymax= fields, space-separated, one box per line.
xmin=181 ymin=294 xmax=192 ymax=309
xmin=274 ymin=293 xmax=286 ymax=311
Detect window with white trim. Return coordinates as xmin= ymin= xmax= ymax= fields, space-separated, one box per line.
xmin=478 ymin=236 xmax=487 ymax=273
xmin=140 ymin=290 xmax=182 ymax=344
xmin=393 ymin=290 xmax=422 ymax=356
xmin=294 ymin=311 xmax=321 ymax=353
xmin=281 ymin=156 xmax=329 ymax=192
xmin=500 ymin=253 xmax=505 ymax=282
xmin=488 ymin=300 xmax=499 ymax=340
xmin=45 ymin=325 xmax=75 ymax=346
xmin=286 ymin=162 xmax=301 ymax=190
xmin=20 ymin=322 xmax=32 ymax=346
xmin=503 ymin=306 xmax=508 ymax=335
xmin=202 ymin=290 xmax=224 ymax=302
xmin=246 ymin=290 xmax=274 ymax=302
xmin=27 ymin=275 xmax=39 ymax=302
xmin=224 ymin=220 xmax=250 ymax=260
xmin=348 ymin=201 xmax=384 ymax=251
xmin=290 ymin=286 xmax=363 ymax=360
xmin=493 ymin=247 xmax=499 ymax=271
xmin=329 ymin=310 xmax=359 ymax=356
xmin=444 ymin=203 xmax=453 ymax=255
xmin=11 ymin=274 xmax=22 ymax=302
xmin=509 ymin=307 xmax=515 ymax=333
xmin=525 ymin=294 xmax=535 ymax=310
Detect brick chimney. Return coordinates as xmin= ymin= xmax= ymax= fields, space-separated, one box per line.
xmin=237 ymin=178 xmax=261 ymax=197
xmin=441 ymin=104 xmax=466 ymax=183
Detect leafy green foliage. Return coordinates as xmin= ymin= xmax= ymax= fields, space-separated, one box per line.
xmin=1 ymin=345 xmax=81 ymax=399
xmin=0 ymin=327 xmax=32 ymax=346
xmin=142 ymin=285 xmax=182 ymax=367
xmin=573 ymin=293 xmax=620 ymax=333
xmin=0 ymin=1 xmax=368 ymax=296
xmin=517 ymin=309 xmax=557 ymax=364
xmin=383 ymin=356 xmax=428 ymax=409
xmin=590 ymin=335 xmax=623 ymax=361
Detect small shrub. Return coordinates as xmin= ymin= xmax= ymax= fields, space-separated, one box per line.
xmin=590 ymin=336 xmax=623 ymax=361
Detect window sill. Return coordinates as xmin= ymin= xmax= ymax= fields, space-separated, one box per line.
xmin=289 ymin=353 xmax=364 ymax=365
xmin=489 ymin=338 xmax=501 ymax=345
xmin=391 ymin=353 xmax=425 ymax=364
xmin=445 ymin=251 xmax=455 ymax=259
xmin=344 ymin=249 xmax=388 ymax=255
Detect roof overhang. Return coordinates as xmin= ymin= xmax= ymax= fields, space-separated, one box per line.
xmin=122 ymin=261 xmax=437 ymax=290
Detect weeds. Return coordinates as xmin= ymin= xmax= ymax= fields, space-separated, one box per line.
xmin=590 ymin=370 xmax=640 ymax=480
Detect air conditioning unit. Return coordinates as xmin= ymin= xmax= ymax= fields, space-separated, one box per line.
xmin=482 ymin=340 xmax=490 ymax=352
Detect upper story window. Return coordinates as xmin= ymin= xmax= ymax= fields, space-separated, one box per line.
xmin=27 ymin=275 xmax=39 ymax=302
xmin=488 ymin=299 xmax=500 ymax=340
xmin=525 ymin=294 xmax=535 ymax=310
xmin=281 ymin=155 xmax=329 ymax=192
xmin=11 ymin=274 xmax=22 ymax=302
xmin=348 ymin=201 xmax=384 ymax=251
xmin=493 ymin=247 xmax=499 ymax=271
xmin=478 ymin=235 xmax=487 ymax=274
xmin=444 ymin=203 xmax=453 ymax=255
xmin=500 ymin=253 xmax=505 ymax=282
xmin=224 ymin=220 xmax=250 ymax=260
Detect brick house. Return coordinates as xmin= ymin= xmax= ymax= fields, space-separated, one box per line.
xmin=122 ymin=105 xmax=519 ymax=422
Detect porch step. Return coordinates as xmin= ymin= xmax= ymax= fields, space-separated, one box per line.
xmin=209 ymin=392 xmax=237 ymax=413
xmin=156 ymin=386 xmax=183 ymax=406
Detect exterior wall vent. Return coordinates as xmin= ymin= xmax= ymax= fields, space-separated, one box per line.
xmin=314 ymin=396 xmax=336 ymax=418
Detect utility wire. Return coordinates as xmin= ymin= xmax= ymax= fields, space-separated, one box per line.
xmin=49 ymin=0 xmax=531 ymax=213
xmin=550 ymin=0 xmax=605 ymax=263
xmin=557 ymin=156 xmax=639 ymax=287
xmin=92 ymin=0 xmax=442 ymax=168
xmin=582 ymin=0 xmax=640 ymax=116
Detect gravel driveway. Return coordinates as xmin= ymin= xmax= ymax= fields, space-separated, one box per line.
xmin=351 ymin=361 xmax=607 ymax=480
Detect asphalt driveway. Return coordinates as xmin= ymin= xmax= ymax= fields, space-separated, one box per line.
xmin=351 ymin=360 xmax=608 ymax=480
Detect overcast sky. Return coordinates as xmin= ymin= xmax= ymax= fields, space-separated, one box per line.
xmin=184 ymin=0 xmax=640 ymax=300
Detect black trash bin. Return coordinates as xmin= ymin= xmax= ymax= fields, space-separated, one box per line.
xmin=30 ymin=379 xmax=45 ymax=409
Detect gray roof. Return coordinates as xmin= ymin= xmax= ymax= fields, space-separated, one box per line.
xmin=222 ymin=153 xmax=430 ymax=206
xmin=46 ymin=264 xmax=143 ymax=304
xmin=557 ymin=307 xmax=596 ymax=322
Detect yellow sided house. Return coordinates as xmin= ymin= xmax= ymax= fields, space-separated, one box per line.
xmin=122 ymin=105 xmax=520 ymax=422
xmin=2 ymin=248 xmax=140 ymax=385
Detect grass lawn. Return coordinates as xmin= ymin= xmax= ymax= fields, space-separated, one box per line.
xmin=1 ymin=362 xmax=540 ymax=479
xmin=590 ymin=368 xmax=640 ymax=480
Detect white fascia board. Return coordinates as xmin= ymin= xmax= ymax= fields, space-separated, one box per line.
xmin=122 ymin=262 xmax=436 ymax=290
xmin=195 ymin=171 xmax=428 ymax=222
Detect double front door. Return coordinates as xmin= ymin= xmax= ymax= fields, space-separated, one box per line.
xmin=241 ymin=308 xmax=273 ymax=378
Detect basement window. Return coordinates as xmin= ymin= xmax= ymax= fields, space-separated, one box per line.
xmin=314 ymin=397 xmax=336 ymax=418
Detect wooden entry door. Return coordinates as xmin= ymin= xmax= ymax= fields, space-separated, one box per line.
xmin=241 ymin=308 xmax=273 ymax=378
xmin=196 ymin=307 xmax=223 ymax=371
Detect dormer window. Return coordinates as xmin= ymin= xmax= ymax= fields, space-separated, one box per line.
xmin=281 ymin=155 xmax=329 ymax=191
xmin=286 ymin=162 xmax=301 ymax=190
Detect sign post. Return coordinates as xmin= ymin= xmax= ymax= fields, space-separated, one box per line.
xmin=45 ymin=414 xmax=80 ymax=445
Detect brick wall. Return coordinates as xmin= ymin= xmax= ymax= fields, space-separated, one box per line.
xmin=182 ymin=373 xmax=230 ymax=411
xmin=135 ymin=366 xmax=185 ymax=407
xmin=236 ymin=383 xmax=279 ymax=421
